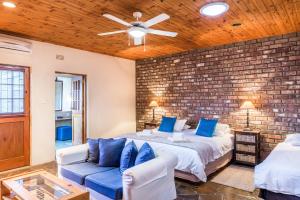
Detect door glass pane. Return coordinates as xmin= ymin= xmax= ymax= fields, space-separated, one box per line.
xmin=1 ymin=99 xmax=8 ymax=113
xmin=0 ymin=69 xmax=25 ymax=114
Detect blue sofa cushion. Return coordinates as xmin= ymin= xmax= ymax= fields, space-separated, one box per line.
xmin=99 ymin=138 xmax=127 ymax=167
xmin=85 ymin=168 xmax=123 ymax=200
xmin=60 ymin=162 xmax=114 ymax=185
xmin=196 ymin=118 xmax=218 ymax=137
xmin=120 ymin=141 xmax=138 ymax=174
xmin=87 ymin=138 xmax=100 ymax=163
xmin=135 ymin=142 xmax=155 ymax=166
xmin=158 ymin=116 xmax=177 ymax=133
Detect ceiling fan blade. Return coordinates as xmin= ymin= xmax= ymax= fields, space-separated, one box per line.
xmin=103 ymin=14 xmax=132 ymax=27
xmin=148 ymin=29 xmax=178 ymax=37
xmin=144 ymin=13 xmax=170 ymax=27
xmin=97 ymin=30 xmax=127 ymax=36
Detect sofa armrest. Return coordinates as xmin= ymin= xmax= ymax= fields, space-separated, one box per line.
xmin=157 ymin=151 xmax=178 ymax=170
xmin=56 ymin=144 xmax=88 ymax=165
xmin=122 ymin=152 xmax=177 ymax=188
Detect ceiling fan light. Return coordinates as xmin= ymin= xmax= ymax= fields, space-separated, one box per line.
xmin=200 ymin=2 xmax=229 ymax=17
xmin=128 ymin=27 xmax=146 ymax=38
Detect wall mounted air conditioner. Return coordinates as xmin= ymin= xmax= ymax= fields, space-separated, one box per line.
xmin=0 ymin=34 xmax=32 ymax=53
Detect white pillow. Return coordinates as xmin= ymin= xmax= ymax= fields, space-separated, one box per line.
xmin=174 ymin=119 xmax=187 ymax=132
xmin=213 ymin=123 xmax=231 ymax=136
xmin=183 ymin=128 xmax=196 ymax=135
xmin=183 ymin=124 xmax=191 ymax=130
xmin=285 ymin=133 xmax=300 ymax=143
xmin=291 ymin=141 xmax=300 ymax=146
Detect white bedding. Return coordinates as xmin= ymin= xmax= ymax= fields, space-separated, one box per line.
xmin=255 ymin=142 xmax=300 ymax=197
xmin=124 ymin=129 xmax=233 ymax=182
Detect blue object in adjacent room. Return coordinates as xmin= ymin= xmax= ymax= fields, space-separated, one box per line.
xmin=99 ymin=138 xmax=127 ymax=167
xmin=135 ymin=142 xmax=155 ymax=166
xmin=196 ymin=118 xmax=218 ymax=137
xmin=56 ymin=126 xmax=72 ymax=141
xmin=158 ymin=116 xmax=177 ymax=133
xmin=120 ymin=141 xmax=138 ymax=174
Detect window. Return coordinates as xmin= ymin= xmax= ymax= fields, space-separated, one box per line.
xmin=72 ymin=80 xmax=80 ymax=111
xmin=0 ymin=69 xmax=25 ymax=114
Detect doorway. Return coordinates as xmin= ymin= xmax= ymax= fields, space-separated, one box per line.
xmin=55 ymin=72 xmax=86 ymax=150
xmin=0 ymin=64 xmax=30 ymax=172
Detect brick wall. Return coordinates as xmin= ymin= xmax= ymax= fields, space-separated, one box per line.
xmin=136 ymin=32 xmax=300 ymax=157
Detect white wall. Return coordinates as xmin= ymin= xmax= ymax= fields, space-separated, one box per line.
xmin=0 ymin=39 xmax=136 ymax=165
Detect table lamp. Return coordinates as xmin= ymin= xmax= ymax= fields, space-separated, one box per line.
xmin=240 ymin=101 xmax=255 ymax=131
xmin=149 ymin=100 xmax=159 ymax=122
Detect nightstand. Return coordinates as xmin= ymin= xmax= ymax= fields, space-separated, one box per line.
xmin=144 ymin=121 xmax=159 ymax=129
xmin=234 ymin=129 xmax=260 ymax=166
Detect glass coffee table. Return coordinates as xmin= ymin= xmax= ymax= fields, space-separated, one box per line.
xmin=0 ymin=170 xmax=89 ymax=200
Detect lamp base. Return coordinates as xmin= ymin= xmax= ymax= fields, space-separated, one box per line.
xmin=243 ymin=127 xmax=252 ymax=131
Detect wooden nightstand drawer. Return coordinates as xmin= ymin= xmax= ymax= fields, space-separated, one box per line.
xmin=234 ymin=129 xmax=260 ymax=166
xmin=236 ymin=153 xmax=256 ymax=164
xmin=236 ymin=144 xmax=256 ymax=153
xmin=236 ymin=134 xmax=256 ymax=143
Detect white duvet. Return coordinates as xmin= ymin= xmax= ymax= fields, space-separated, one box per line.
xmin=125 ymin=130 xmax=233 ymax=182
xmin=255 ymin=142 xmax=300 ymax=197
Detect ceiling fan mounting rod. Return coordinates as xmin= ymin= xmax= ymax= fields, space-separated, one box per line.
xmin=133 ymin=11 xmax=142 ymax=21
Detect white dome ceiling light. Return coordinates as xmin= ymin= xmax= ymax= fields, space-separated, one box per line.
xmin=2 ymin=1 xmax=16 ymax=8
xmin=200 ymin=2 xmax=229 ymax=17
xmin=128 ymin=27 xmax=147 ymax=38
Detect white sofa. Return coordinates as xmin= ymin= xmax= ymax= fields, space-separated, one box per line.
xmin=56 ymin=144 xmax=178 ymax=200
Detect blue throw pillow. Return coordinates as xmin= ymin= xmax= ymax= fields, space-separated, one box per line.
xmin=196 ymin=118 xmax=218 ymax=137
xmin=158 ymin=116 xmax=177 ymax=132
xmin=120 ymin=141 xmax=138 ymax=174
xmin=135 ymin=142 xmax=155 ymax=166
xmin=87 ymin=138 xmax=99 ymax=163
xmin=99 ymin=138 xmax=127 ymax=167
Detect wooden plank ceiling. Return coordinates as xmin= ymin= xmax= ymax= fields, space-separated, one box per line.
xmin=0 ymin=0 xmax=299 ymax=60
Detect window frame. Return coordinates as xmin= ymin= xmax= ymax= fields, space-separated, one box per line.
xmin=0 ymin=65 xmax=29 ymax=118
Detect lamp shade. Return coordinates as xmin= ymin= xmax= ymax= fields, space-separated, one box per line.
xmin=149 ymin=100 xmax=159 ymax=107
xmin=240 ymin=101 xmax=255 ymax=109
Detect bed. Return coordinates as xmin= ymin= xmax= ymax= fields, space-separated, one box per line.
xmin=255 ymin=134 xmax=300 ymax=200
xmin=123 ymin=128 xmax=234 ymax=182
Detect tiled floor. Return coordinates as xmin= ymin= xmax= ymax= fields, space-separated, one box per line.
xmin=55 ymin=140 xmax=73 ymax=150
xmin=0 ymin=162 xmax=261 ymax=200
xmin=176 ymin=180 xmax=260 ymax=200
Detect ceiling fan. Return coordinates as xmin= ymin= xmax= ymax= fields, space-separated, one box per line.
xmin=98 ymin=12 xmax=178 ymax=49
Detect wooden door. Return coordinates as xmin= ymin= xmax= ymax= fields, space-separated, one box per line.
xmin=0 ymin=65 xmax=30 ymax=172
xmin=71 ymin=77 xmax=82 ymax=145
